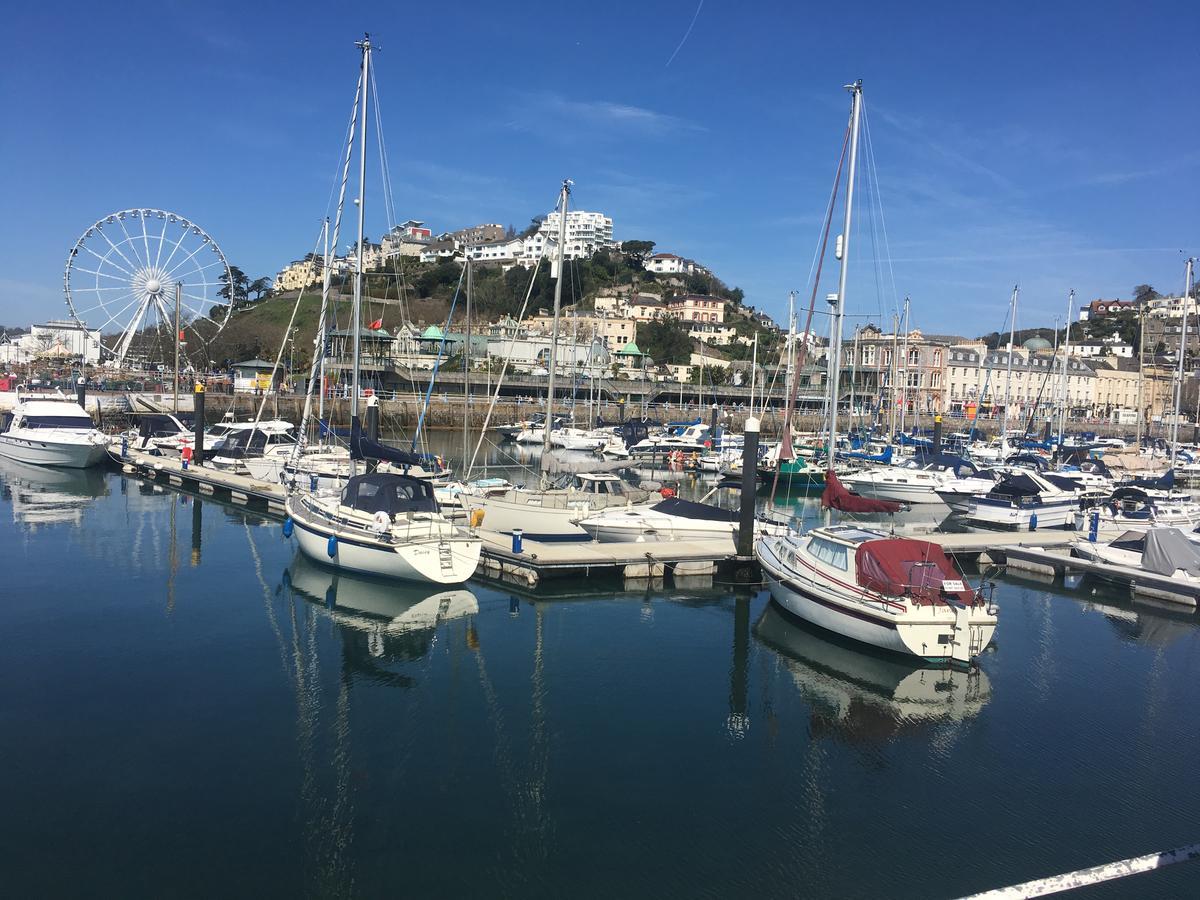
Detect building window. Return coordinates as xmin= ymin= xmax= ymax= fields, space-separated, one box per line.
xmin=908 ymin=348 xmax=921 ymax=366
xmin=862 ymin=345 xmax=876 ymax=365
xmin=933 ymin=349 xmax=942 ymax=367
xmin=882 ymin=348 xmax=892 ymax=367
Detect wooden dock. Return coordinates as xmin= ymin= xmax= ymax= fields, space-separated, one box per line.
xmin=475 ymin=530 xmax=742 ymax=588
xmin=111 ymin=446 xmax=287 ymax=514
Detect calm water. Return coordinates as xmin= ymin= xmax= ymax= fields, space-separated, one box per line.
xmin=3 ymin=448 xmax=1200 ymax=898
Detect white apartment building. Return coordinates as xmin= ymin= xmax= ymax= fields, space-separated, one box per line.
xmin=536 ymin=210 xmax=614 ymax=258
xmin=944 ymin=344 xmax=1096 ymax=416
xmin=644 ymin=252 xmax=700 ymax=275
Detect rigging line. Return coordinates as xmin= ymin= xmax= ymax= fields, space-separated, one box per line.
xmin=292 ymin=71 xmax=364 ymax=466
xmin=861 ymin=103 xmax=902 ymax=318
xmin=467 ymin=249 xmax=551 ymax=478
xmin=253 ymin=224 xmax=327 ymax=428
xmin=861 ymin=126 xmax=885 ymax=328
xmin=770 ymin=120 xmax=851 ymax=506
xmin=411 ymin=264 xmax=468 ymax=449
xmin=665 ymin=0 xmax=705 ymax=67
xmin=369 ymin=65 xmax=399 ymax=235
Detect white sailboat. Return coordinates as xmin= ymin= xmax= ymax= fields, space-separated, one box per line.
xmin=284 ymin=35 xmax=480 ymax=585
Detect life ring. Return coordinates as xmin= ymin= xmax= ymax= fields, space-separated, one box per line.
xmin=372 ymin=510 xmax=391 ymax=532
xmin=660 ymin=487 xmax=676 ymax=498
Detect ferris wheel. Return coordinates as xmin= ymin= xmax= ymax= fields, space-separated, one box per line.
xmin=63 ymin=208 xmax=234 ymax=367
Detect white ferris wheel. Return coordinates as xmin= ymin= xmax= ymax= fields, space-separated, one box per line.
xmin=63 ymin=208 xmax=234 ymax=367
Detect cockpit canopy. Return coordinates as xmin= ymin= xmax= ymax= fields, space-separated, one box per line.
xmin=341 ymin=473 xmax=439 ymax=516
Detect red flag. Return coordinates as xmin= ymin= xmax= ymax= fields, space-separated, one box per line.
xmin=368 ymin=318 xmax=383 ymax=330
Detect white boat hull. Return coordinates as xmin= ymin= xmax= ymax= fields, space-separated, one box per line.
xmin=0 ymin=433 xmax=108 ymax=468
xmin=966 ymin=498 xmax=1077 ymax=530
xmin=289 ymin=501 xmax=481 ymax=585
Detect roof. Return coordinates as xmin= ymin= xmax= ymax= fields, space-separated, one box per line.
xmin=420 ymin=325 xmax=444 ymax=339
xmin=615 ymin=342 xmax=645 ymax=356
xmin=232 ymin=359 xmax=279 ymax=369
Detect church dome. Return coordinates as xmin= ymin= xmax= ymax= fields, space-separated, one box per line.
xmin=1022 ymin=336 xmax=1052 ymax=351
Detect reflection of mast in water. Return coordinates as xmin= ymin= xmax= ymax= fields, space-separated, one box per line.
xmin=190 ymin=496 xmax=202 ymax=566
xmin=166 ymin=494 xmax=179 ymax=614
xmin=1029 ymin=592 xmax=1057 ymax=705
xmin=727 ymin=595 xmax=750 ymax=738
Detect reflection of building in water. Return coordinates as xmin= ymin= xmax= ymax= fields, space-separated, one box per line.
xmin=0 ymin=455 xmax=107 ymax=529
xmin=755 ymin=604 xmax=991 ymax=744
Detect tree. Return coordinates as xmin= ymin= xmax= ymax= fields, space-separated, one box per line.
xmin=727 ymin=287 xmax=745 ymax=305
xmin=621 ymin=240 xmax=656 ymax=270
xmin=685 ymin=271 xmax=712 ymax=295
xmin=518 ymin=216 xmax=545 ymax=240
xmin=637 ymin=316 xmax=692 ymax=365
xmin=218 ymin=266 xmax=250 ymax=307
xmin=1133 ymin=284 xmax=1160 ymax=304
xmin=248 ymin=277 xmax=272 ymax=301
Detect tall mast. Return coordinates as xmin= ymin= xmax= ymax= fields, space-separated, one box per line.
xmin=1001 ymin=285 xmax=1019 ymax=445
xmin=350 ymin=34 xmax=371 ymax=440
xmin=898 ymin=295 xmax=910 ymax=434
xmin=541 ymin=180 xmax=571 ymax=470
xmin=849 ymin=326 xmax=860 ymax=433
xmin=1170 ymin=257 xmax=1195 ymax=469
xmin=464 ymin=257 xmax=472 ymax=470
xmin=1057 ymin=290 xmax=1075 ymax=448
xmin=318 ymin=217 xmax=330 ymax=428
xmin=1136 ymin=303 xmax=1146 ymax=445
xmin=824 ymin=79 xmax=862 ymax=480
xmin=888 ymin=313 xmax=899 ymax=436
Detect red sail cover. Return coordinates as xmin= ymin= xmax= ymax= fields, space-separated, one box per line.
xmin=821 ymin=469 xmax=901 ymax=514
xmin=855 ymin=539 xmax=974 ymax=605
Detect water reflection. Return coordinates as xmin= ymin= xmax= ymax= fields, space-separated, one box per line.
xmin=0 ymin=455 xmax=108 ymax=529
xmin=755 ymin=603 xmax=991 ymax=744
xmin=283 ymin=552 xmax=478 ymax=678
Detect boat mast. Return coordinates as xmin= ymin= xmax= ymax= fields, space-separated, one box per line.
xmin=1001 ymin=285 xmax=1019 ymax=447
xmin=1056 ymin=289 xmax=1075 ymax=449
xmin=888 ymin=312 xmax=899 ymax=436
xmin=540 ymin=179 xmax=571 ymax=476
xmin=1170 ymin=257 xmax=1195 ymax=469
xmin=898 ymin=295 xmax=910 ymax=435
xmin=1136 ymin=304 xmax=1146 ymax=445
xmin=464 ymin=257 xmax=472 ymax=471
xmin=318 ymin=217 xmax=329 ymax=429
xmin=824 ymin=79 xmax=863 ymax=485
xmin=849 ymin=325 xmax=859 ymax=435
xmin=350 ymin=34 xmax=371 ymax=474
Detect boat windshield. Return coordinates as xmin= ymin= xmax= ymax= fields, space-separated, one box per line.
xmin=22 ymin=415 xmax=93 ymax=429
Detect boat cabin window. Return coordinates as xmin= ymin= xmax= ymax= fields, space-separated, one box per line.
xmin=343 ymin=475 xmax=438 ymax=515
xmin=21 ymin=415 xmax=92 ymax=429
xmin=807 ymin=536 xmax=849 ymax=570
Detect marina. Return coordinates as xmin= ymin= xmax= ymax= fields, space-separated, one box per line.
xmin=5 ymin=4 xmax=1200 ymax=894
xmin=3 ymin=460 xmax=1200 ymax=897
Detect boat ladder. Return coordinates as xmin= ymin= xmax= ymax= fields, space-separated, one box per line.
xmin=438 ymin=540 xmax=455 ymax=575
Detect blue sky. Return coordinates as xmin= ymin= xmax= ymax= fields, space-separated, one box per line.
xmin=2 ymin=0 xmax=1196 ymax=337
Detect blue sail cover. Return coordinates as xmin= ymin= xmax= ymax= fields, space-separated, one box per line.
xmin=840 ymin=444 xmax=893 ymax=464
xmin=349 ymin=416 xmax=424 ymax=467
xmin=1129 ymin=469 xmax=1175 ymax=490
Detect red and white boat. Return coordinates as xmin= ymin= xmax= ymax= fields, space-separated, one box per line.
xmin=756 ymin=525 xmax=998 ymax=666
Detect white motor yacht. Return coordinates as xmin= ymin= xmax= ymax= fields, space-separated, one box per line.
xmin=575 ymin=488 xmax=740 ymax=542
xmin=1088 ymin=486 xmax=1200 ymax=532
xmin=966 ymin=471 xmax=1078 ymax=530
xmin=286 ymin=472 xmax=481 ymax=584
xmin=628 ymin=422 xmax=712 ymax=457
xmin=122 ymin=413 xmax=192 ymax=455
xmin=0 ymin=396 xmax=108 ymax=468
xmin=755 ymin=525 xmax=998 ymax=665
xmin=840 ymin=455 xmax=977 ymax=505
xmin=549 ymin=427 xmax=609 ymax=452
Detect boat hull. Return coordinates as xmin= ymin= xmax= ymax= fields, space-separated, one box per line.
xmin=287 ymin=499 xmax=481 ymax=585
xmin=0 ymin=434 xmax=108 ymax=468
xmin=966 ymin=498 xmax=1077 ymax=530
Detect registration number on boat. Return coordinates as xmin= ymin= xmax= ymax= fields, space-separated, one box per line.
xmin=942 ymin=579 xmax=966 ymax=592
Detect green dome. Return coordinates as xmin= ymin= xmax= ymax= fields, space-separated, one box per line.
xmin=1022 ymin=336 xmax=1052 ymax=351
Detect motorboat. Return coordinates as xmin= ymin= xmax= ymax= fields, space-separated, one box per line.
xmin=935 ymin=468 xmax=1005 ymax=514
xmin=965 ymin=471 xmax=1078 ymax=530
xmin=575 ymin=488 xmax=740 ymax=542
xmin=549 ymin=426 xmax=609 ymax=452
xmin=462 ymin=471 xmax=654 ymax=540
xmin=755 ymin=524 xmax=998 ymax=665
xmin=840 ymin=453 xmax=979 ymax=505
xmin=0 ymin=453 xmax=108 ymax=528
xmin=121 ymin=413 xmax=192 ymax=455
xmin=0 ymin=395 xmax=108 ymax=468
xmin=1088 ymin=486 xmax=1200 ymax=532
xmin=209 ymin=425 xmax=299 ymax=473
xmin=1073 ymin=527 xmax=1200 ymax=583
xmin=286 ymin=472 xmax=482 ymax=584
xmin=628 ymin=421 xmax=711 ymax=457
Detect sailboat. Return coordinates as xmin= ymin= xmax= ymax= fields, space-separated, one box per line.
xmin=461 ymin=180 xmax=654 ymax=540
xmin=754 ymin=81 xmax=998 ymax=666
xmin=285 ymin=36 xmax=480 ymax=585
